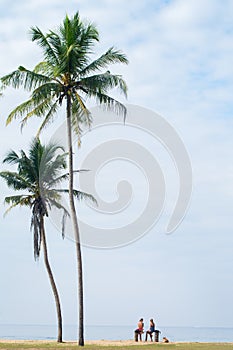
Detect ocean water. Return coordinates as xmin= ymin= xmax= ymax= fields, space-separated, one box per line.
xmin=0 ymin=324 xmax=232 ymax=342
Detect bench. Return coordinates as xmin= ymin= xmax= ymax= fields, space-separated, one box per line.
xmin=134 ymin=330 xmax=143 ymax=341
xmin=145 ymin=329 xmax=161 ymax=342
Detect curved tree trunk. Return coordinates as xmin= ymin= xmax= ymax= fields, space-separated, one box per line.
xmin=40 ymin=216 xmax=63 ymax=343
xmin=66 ymin=95 xmax=84 ymax=346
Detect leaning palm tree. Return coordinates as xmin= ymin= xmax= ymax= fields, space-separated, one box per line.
xmin=1 ymin=11 xmax=128 ymax=346
xmin=0 ymin=138 xmax=94 ymax=343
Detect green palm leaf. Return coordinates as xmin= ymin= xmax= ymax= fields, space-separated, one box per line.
xmin=0 ymin=171 xmax=33 ymax=191
xmin=30 ymin=27 xmax=60 ymax=66
xmin=88 ymin=90 xmax=127 ymax=120
xmin=80 ymin=72 xmax=128 ymax=97
xmin=4 ymin=195 xmax=33 ymax=216
xmin=56 ymin=189 xmax=97 ymax=205
xmin=80 ymin=47 xmax=129 ymax=77
xmin=1 ymin=66 xmax=50 ymax=91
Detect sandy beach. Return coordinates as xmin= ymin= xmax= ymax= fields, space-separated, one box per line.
xmin=0 ymin=339 xmax=233 ymax=348
xmin=0 ymin=339 xmax=154 ymax=346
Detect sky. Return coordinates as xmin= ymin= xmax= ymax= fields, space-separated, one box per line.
xmin=0 ymin=0 xmax=233 ymax=334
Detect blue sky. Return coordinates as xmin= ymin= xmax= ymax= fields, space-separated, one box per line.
xmin=0 ymin=0 xmax=233 ymax=332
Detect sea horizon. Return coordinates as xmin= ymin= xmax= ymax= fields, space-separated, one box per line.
xmin=0 ymin=324 xmax=232 ymax=343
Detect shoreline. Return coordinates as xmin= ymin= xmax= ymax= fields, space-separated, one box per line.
xmin=1 ymin=339 xmax=233 ymax=344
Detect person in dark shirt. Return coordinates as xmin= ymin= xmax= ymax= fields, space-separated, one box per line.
xmin=145 ymin=318 xmax=155 ymax=341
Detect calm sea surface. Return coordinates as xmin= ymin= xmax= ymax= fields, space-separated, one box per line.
xmin=0 ymin=325 xmax=232 ymax=342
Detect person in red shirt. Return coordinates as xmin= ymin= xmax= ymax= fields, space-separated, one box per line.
xmin=134 ymin=318 xmax=144 ymax=341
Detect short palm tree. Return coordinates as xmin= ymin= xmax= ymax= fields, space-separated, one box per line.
xmin=0 ymin=138 xmax=93 ymax=343
xmin=1 ymin=11 xmax=128 ymax=346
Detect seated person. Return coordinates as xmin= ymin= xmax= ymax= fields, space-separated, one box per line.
xmin=134 ymin=318 xmax=144 ymax=341
xmin=145 ymin=318 xmax=155 ymax=341
xmin=163 ymin=336 xmax=169 ymax=343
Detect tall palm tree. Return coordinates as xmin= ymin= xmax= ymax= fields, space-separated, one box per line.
xmin=0 ymin=138 xmax=94 ymax=343
xmin=1 ymin=11 xmax=128 ymax=346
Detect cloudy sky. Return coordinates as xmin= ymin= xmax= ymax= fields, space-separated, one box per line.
xmin=0 ymin=0 xmax=233 ymax=334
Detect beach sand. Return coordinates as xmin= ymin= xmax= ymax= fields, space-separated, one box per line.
xmin=1 ymin=339 xmax=233 ymax=349
xmin=0 ymin=339 xmax=151 ymax=346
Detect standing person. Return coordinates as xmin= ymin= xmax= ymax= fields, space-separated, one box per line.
xmin=145 ymin=318 xmax=155 ymax=341
xmin=134 ymin=318 xmax=144 ymax=341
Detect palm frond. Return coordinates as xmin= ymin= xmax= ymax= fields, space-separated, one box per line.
xmin=31 ymin=82 xmax=60 ymax=103
xmin=4 ymin=195 xmax=33 ymax=216
xmin=70 ymin=100 xmax=83 ymax=143
xmin=47 ymin=173 xmax=69 ymax=186
xmin=47 ymin=198 xmax=70 ymax=239
xmin=3 ymin=150 xmax=19 ymax=164
xmin=36 ymin=100 xmax=59 ymax=136
xmin=76 ymin=22 xmax=99 ymax=57
xmin=1 ymin=66 xmax=50 ymax=91
xmin=80 ymin=47 xmax=129 ymax=77
xmin=47 ymin=169 xmax=89 ymax=187
xmin=17 ymin=150 xmax=37 ymax=184
xmin=87 ymin=90 xmax=127 ymax=121
xmin=40 ymin=155 xmax=67 ymax=187
xmin=56 ymin=189 xmax=97 ymax=205
xmin=30 ymin=27 xmax=60 ymax=66
xmin=2 ymin=150 xmax=35 ymax=185
xmin=0 ymin=171 xmax=33 ymax=191
xmin=6 ymin=98 xmax=38 ymax=126
xmin=47 ymin=31 xmax=63 ymax=63
xmin=8 ymin=139 xmax=65 ymax=193
xmin=57 ymin=12 xmax=99 ymax=75
xmin=20 ymin=97 xmax=58 ymax=131
xmin=33 ymin=61 xmax=52 ymax=75
xmin=80 ymin=72 xmax=128 ymax=97
xmin=72 ymin=92 xmax=92 ymax=128
xmin=40 ymin=142 xmax=65 ymax=167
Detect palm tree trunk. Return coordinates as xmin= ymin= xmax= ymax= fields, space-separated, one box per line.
xmin=40 ymin=215 xmax=63 ymax=343
xmin=66 ymin=95 xmax=84 ymax=346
